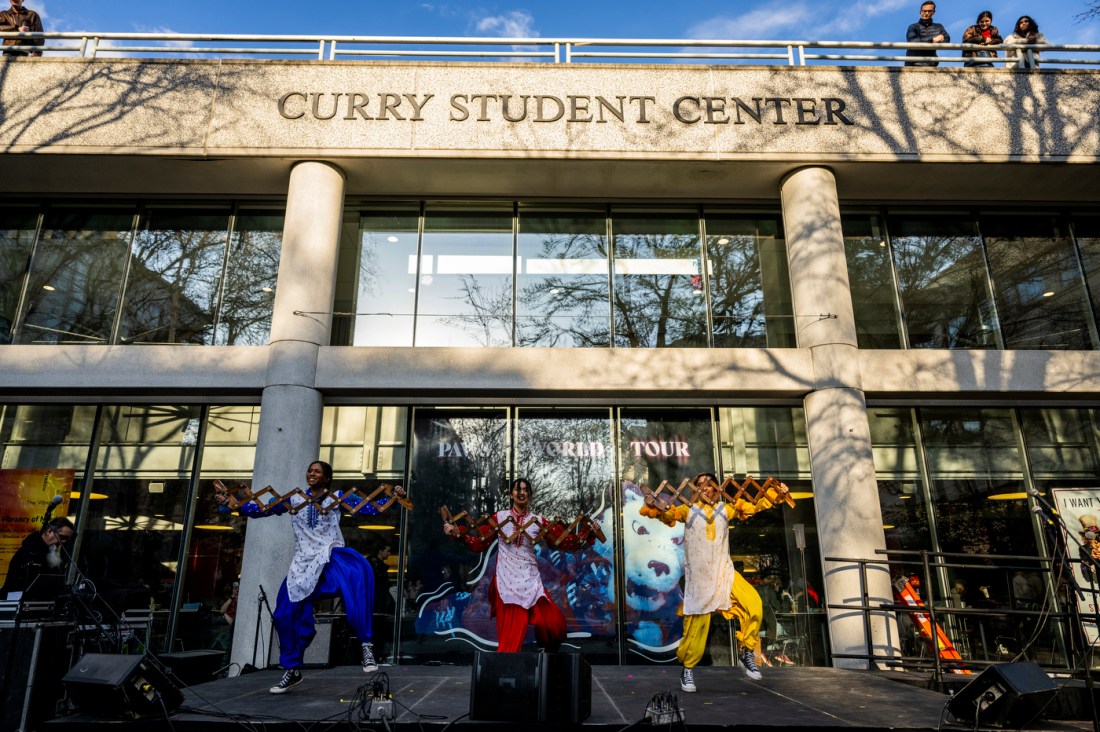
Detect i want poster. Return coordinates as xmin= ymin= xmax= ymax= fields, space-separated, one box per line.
xmin=1051 ymin=487 xmax=1100 ymax=645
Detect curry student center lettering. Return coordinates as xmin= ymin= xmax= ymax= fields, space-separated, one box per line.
xmin=276 ymin=91 xmax=855 ymax=126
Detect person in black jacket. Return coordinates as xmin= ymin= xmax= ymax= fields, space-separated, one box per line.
xmin=1 ymin=517 xmax=74 ymax=598
xmin=905 ymin=1 xmax=950 ymax=67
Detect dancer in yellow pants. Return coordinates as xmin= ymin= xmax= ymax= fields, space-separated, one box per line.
xmin=641 ymin=472 xmax=790 ymax=692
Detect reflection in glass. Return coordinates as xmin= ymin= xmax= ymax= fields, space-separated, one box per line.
xmin=983 ymin=215 xmax=1095 ymax=350
xmin=517 ymin=211 xmax=610 ymax=347
xmin=118 ymin=209 xmax=230 ymax=345
xmin=82 ymin=405 xmax=199 ymax=647
xmin=889 ymin=216 xmax=999 ymax=349
xmin=618 ymin=408 xmax=714 ymax=661
xmin=612 ymin=214 xmax=706 ymax=348
xmin=516 ymin=409 xmax=616 ymax=659
xmin=416 ymin=207 xmax=513 ymax=347
xmin=403 ymin=408 xmax=508 ymax=660
xmin=1073 ymin=216 xmax=1100 ymax=344
xmin=869 ymin=408 xmax=932 ymax=573
xmin=0 ymin=209 xmax=38 ymax=344
xmin=843 ymin=214 xmax=903 ymax=348
xmin=355 ymin=210 xmax=419 ymax=346
xmin=217 ymin=210 xmax=283 ymax=346
xmin=704 ymin=216 xmax=794 ymax=348
xmin=18 ymin=209 xmax=136 ymax=344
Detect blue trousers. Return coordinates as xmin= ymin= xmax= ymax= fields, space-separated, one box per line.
xmin=272 ymin=547 xmax=374 ymax=669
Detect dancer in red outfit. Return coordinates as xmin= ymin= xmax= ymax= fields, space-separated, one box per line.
xmin=443 ymin=478 xmax=593 ymax=652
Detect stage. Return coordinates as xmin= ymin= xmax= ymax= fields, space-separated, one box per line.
xmin=45 ymin=664 xmax=1097 ymax=732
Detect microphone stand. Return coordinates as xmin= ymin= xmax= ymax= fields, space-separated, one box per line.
xmin=1031 ymin=498 xmax=1100 ymax=732
xmin=251 ymin=584 xmax=276 ymax=670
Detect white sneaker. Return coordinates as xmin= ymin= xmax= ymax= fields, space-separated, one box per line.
xmin=680 ymin=666 xmax=697 ymax=693
xmin=740 ymin=649 xmax=762 ymax=681
xmin=362 ymin=642 xmax=378 ymax=672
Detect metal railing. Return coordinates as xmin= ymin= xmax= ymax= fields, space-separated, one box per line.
xmin=1 ymin=32 xmax=1099 ymax=68
xmin=825 ymin=549 xmax=1100 ymax=683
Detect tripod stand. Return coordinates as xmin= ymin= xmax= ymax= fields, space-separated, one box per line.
xmin=250 ymin=584 xmax=276 ymax=671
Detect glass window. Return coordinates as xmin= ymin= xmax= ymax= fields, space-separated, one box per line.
xmin=982 ymin=214 xmax=1095 ymax=350
xmin=354 ymin=209 xmax=420 ymax=347
xmin=216 ymin=210 xmax=283 ymax=346
xmin=704 ymin=215 xmax=794 ymax=348
xmin=843 ymin=214 xmax=903 ymax=348
xmin=516 ymin=210 xmax=610 ymax=347
xmin=515 ymin=408 xmax=616 ymax=660
xmin=718 ymin=407 xmax=825 ymax=665
xmin=17 ymin=208 xmax=136 ymax=345
xmin=82 ymin=405 xmax=200 ymax=649
xmin=0 ymin=208 xmax=39 ymax=345
xmin=118 ymin=209 xmax=230 ymax=345
xmin=1072 ymin=215 xmax=1100 ymax=339
xmin=416 ymin=207 xmax=513 ymax=347
xmin=618 ymin=408 xmax=714 ymax=661
xmin=403 ymin=407 xmax=508 ymax=660
xmin=612 ymin=213 xmax=706 ymax=348
xmin=889 ymin=215 xmax=999 ymax=349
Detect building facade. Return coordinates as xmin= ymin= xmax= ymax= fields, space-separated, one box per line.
xmin=2 ymin=55 xmax=1100 ymax=670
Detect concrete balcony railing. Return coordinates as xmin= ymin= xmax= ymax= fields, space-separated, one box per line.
xmin=2 ymin=32 xmax=1100 ymax=68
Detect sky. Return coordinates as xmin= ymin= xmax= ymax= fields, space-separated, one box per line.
xmin=20 ymin=0 xmax=1100 ymax=48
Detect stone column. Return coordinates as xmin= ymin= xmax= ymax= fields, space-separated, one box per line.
xmin=231 ymin=161 xmax=346 ymax=670
xmin=780 ymin=166 xmax=899 ymax=669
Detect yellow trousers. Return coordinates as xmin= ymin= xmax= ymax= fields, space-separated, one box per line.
xmin=676 ymin=572 xmax=763 ymax=668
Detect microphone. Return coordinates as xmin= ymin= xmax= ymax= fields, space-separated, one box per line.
xmin=50 ymin=495 xmax=63 ymax=506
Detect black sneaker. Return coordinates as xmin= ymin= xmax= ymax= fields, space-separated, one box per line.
xmin=740 ymin=649 xmax=762 ymax=680
xmin=269 ymin=668 xmax=302 ymax=694
xmin=362 ymin=642 xmax=378 ymax=672
xmin=680 ymin=666 xmax=697 ymax=692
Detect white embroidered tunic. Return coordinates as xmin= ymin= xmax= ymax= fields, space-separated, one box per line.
xmin=284 ymin=490 xmax=345 ymax=602
xmin=682 ymin=503 xmax=736 ymax=616
xmin=493 ymin=508 xmax=546 ymax=609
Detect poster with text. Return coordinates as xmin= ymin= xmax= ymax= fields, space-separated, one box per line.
xmin=1051 ymin=487 xmax=1100 ymax=645
xmin=0 ymin=468 xmax=74 ymax=587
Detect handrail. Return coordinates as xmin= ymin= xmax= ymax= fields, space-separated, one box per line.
xmin=1 ymin=31 xmax=1099 ymax=68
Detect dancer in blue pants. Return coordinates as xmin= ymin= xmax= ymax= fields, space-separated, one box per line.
xmin=221 ymin=460 xmax=403 ymax=694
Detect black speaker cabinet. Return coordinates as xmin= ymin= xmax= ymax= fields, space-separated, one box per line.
xmin=269 ymin=614 xmax=344 ymax=668
xmin=947 ymin=662 xmax=1057 ymax=729
xmin=469 ymin=651 xmax=592 ymax=723
xmin=538 ymin=652 xmax=591 ymax=724
xmin=469 ymin=651 xmax=542 ymax=721
xmin=0 ymin=622 xmax=73 ymax=732
xmin=63 ymin=653 xmax=185 ymax=720
xmin=160 ymin=649 xmax=225 ymax=686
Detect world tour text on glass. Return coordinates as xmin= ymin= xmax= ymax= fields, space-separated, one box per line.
xmin=276 ymin=92 xmax=854 ymax=126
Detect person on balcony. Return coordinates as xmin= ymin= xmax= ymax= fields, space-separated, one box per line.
xmin=962 ymin=11 xmax=1002 ymax=68
xmin=1005 ymin=16 xmax=1048 ymax=69
xmin=0 ymin=0 xmax=43 ymax=57
xmin=905 ymin=1 xmax=949 ymax=67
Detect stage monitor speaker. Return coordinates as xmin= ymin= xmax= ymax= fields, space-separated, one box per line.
xmin=0 ymin=622 xmax=73 ymax=732
xmin=160 ymin=649 xmax=225 ymax=686
xmin=469 ymin=650 xmax=541 ymax=722
xmin=538 ymin=652 xmax=591 ymax=724
xmin=946 ymin=661 xmax=1056 ymax=729
xmin=63 ymin=653 xmax=185 ymax=720
xmin=268 ymin=614 xmax=342 ymax=668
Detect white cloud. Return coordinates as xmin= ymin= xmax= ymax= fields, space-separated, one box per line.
xmin=687 ymin=0 xmax=913 ymax=41
xmin=475 ymin=10 xmax=538 ymax=38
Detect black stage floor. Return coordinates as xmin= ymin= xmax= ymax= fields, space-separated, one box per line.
xmin=48 ymin=664 xmax=1094 ymax=732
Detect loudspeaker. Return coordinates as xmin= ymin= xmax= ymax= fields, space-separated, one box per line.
xmin=538 ymin=652 xmax=591 ymax=724
xmin=469 ymin=651 xmax=541 ymax=721
xmin=160 ymin=649 xmax=225 ymax=686
xmin=269 ymin=614 xmax=343 ymax=668
xmin=0 ymin=622 xmax=73 ymax=732
xmin=468 ymin=651 xmax=592 ymax=723
xmin=63 ymin=653 xmax=184 ymax=720
xmin=947 ymin=662 xmax=1057 ymax=729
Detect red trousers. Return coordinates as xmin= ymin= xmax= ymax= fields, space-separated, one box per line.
xmin=490 ymin=579 xmax=566 ymax=653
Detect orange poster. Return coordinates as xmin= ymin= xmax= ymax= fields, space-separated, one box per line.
xmin=0 ymin=468 xmax=75 ymax=588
